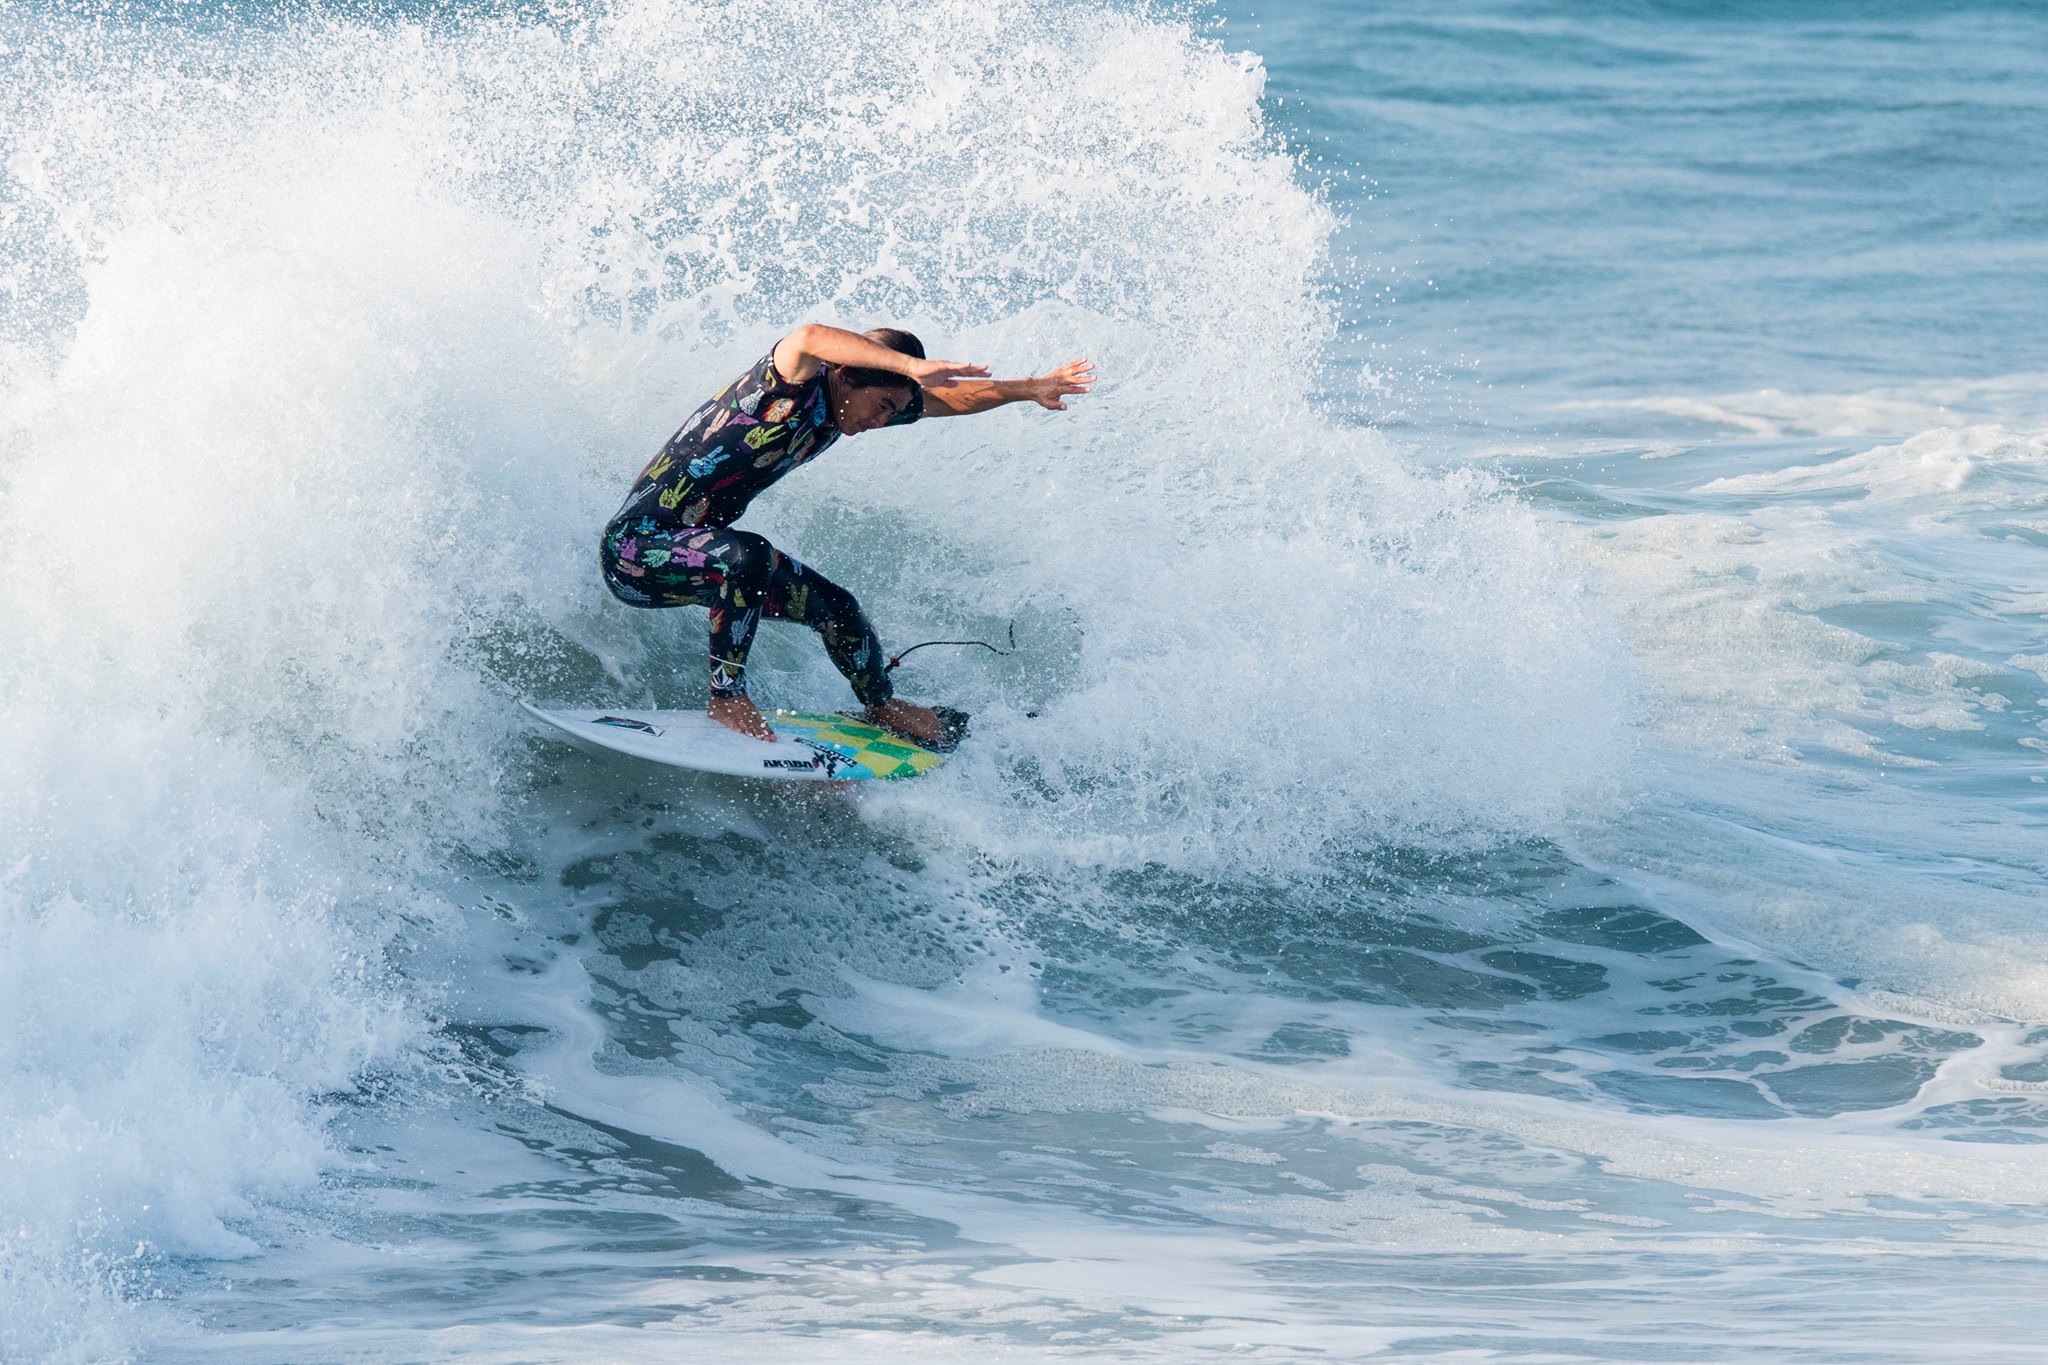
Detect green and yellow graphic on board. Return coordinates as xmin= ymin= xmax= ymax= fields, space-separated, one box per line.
xmin=767 ymin=711 xmax=947 ymax=779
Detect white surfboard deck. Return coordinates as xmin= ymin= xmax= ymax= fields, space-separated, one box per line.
xmin=519 ymin=701 xmax=948 ymax=782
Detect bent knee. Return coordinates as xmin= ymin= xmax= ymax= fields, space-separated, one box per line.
xmin=599 ymin=525 xmax=659 ymax=607
xmin=716 ymin=530 xmax=778 ymax=598
xmin=602 ymin=571 xmax=661 ymax=607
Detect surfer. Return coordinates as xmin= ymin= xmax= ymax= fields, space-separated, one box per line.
xmin=599 ymin=325 xmax=1094 ymax=744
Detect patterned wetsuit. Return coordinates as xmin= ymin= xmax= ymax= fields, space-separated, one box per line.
xmin=599 ymin=347 xmax=922 ymax=704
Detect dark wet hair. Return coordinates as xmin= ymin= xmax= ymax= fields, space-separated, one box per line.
xmin=841 ymin=327 xmax=924 ymax=390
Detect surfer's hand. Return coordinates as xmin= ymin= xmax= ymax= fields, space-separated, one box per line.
xmin=908 ymin=358 xmax=991 ymax=388
xmin=1027 ymin=358 xmax=1096 ymax=410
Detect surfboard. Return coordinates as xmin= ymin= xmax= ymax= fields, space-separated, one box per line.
xmin=518 ymin=701 xmax=950 ymax=782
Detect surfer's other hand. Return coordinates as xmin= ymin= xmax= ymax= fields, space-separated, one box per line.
xmin=708 ymin=694 xmax=777 ymax=742
xmin=1028 ymin=358 xmax=1096 ymax=410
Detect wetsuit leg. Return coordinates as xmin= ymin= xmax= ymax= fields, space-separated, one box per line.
xmin=599 ymin=518 xmax=892 ymax=706
xmin=760 ymin=552 xmax=893 ymax=708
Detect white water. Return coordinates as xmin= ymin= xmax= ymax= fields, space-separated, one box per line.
xmin=3 ymin=1 xmax=2045 ymax=1360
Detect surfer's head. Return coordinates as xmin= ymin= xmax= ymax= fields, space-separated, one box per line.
xmin=829 ymin=327 xmax=926 ymax=435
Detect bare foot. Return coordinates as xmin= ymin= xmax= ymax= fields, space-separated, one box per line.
xmin=708 ymin=694 xmax=776 ymax=742
xmin=863 ymin=698 xmax=943 ymax=745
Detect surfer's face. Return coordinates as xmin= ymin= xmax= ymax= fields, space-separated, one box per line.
xmin=830 ymin=374 xmax=915 ymax=435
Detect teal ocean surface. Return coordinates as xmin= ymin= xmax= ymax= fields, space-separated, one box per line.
xmin=3 ymin=1 xmax=2046 ymax=1359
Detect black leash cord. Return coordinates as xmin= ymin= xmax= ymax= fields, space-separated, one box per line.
xmin=886 ymin=621 xmax=1017 ymax=672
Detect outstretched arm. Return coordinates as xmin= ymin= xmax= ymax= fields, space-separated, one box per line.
xmin=772 ymin=324 xmax=988 ymax=387
xmin=920 ymin=358 xmax=1096 ymax=419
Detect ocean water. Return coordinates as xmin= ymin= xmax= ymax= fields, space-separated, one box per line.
xmin=2 ymin=0 xmax=2046 ymax=1360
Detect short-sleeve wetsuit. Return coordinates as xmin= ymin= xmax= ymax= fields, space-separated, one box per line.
xmin=599 ymin=347 xmax=922 ymax=705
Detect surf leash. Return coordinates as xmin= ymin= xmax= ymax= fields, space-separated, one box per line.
xmin=885 ymin=621 xmax=1016 ymax=673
